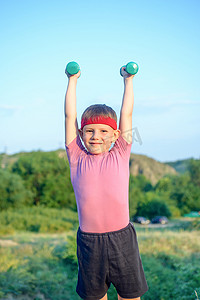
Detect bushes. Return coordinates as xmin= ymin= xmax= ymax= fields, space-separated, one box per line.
xmin=129 ymin=175 xmax=153 ymax=217
xmin=0 ymin=169 xmax=33 ymax=210
xmin=136 ymin=199 xmax=171 ymax=219
xmin=2 ymin=151 xmax=76 ymax=211
xmin=0 ymin=207 xmax=78 ymax=234
xmin=1 ymin=151 xmax=200 ymax=219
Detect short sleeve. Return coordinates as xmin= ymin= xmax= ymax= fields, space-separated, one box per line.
xmin=65 ymin=135 xmax=87 ymax=166
xmin=111 ymin=135 xmax=132 ymax=159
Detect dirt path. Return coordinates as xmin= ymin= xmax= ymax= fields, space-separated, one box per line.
xmin=0 ymin=239 xmax=18 ymax=247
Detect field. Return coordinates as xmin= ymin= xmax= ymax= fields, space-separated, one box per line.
xmin=0 ymin=208 xmax=200 ymax=300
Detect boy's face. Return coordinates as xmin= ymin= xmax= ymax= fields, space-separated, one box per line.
xmin=79 ymin=124 xmax=120 ymax=155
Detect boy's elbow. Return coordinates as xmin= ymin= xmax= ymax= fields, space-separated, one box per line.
xmin=65 ymin=113 xmax=77 ymax=119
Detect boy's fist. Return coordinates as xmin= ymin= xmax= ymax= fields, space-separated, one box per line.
xmin=120 ymin=62 xmax=138 ymax=78
xmin=120 ymin=67 xmax=131 ymax=77
xmin=65 ymin=70 xmax=81 ymax=79
xmin=65 ymin=62 xmax=81 ymax=78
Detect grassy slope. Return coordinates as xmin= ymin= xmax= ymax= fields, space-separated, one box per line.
xmin=0 ymin=207 xmax=79 ymax=235
xmin=0 ymin=219 xmax=200 ymax=300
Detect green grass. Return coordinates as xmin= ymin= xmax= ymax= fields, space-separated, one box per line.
xmin=0 ymin=207 xmax=78 ymax=235
xmin=138 ymin=229 xmax=200 ymax=299
xmin=0 ymin=209 xmax=200 ymax=299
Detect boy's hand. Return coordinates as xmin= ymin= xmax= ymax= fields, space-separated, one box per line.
xmin=66 ymin=70 xmax=81 ymax=79
xmin=120 ymin=67 xmax=135 ymax=80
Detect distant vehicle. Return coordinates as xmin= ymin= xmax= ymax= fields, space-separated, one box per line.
xmin=133 ymin=216 xmax=150 ymax=225
xmin=151 ymin=216 xmax=169 ymax=225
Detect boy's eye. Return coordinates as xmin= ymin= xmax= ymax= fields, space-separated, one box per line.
xmin=86 ymin=130 xmax=107 ymax=133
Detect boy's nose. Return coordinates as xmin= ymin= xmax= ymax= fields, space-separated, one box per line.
xmin=92 ymin=131 xmax=100 ymax=139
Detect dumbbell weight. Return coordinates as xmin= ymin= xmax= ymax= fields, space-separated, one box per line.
xmin=120 ymin=62 xmax=139 ymax=76
xmin=65 ymin=61 xmax=80 ymax=76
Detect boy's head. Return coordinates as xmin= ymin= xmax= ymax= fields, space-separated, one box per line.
xmin=79 ymin=104 xmax=120 ymax=155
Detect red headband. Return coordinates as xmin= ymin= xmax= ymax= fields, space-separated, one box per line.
xmin=81 ymin=116 xmax=117 ymax=130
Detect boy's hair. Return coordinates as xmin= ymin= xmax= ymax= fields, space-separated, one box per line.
xmin=81 ymin=104 xmax=117 ymax=122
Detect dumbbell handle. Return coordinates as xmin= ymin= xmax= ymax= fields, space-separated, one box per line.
xmin=65 ymin=61 xmax=80 ymax=76
xmin=120 ymin=62 xmax=139 ymax=76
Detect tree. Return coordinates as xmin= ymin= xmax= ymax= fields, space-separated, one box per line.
xmin=0 ymin=169 xmax=33 ymax=210
xmin=40 ymin=173 xmax=76 ymax=210
xmin=129 ymin=175 xmax=151 ymax=218
xmin=136 ymin=198 xmax=171 ymax=219
xmin=188 ymin=159 xmax=200 ymax=187
xmin=130 ymin=174 xmax=153 ymax=192
xmin=169 ymin=173 xmax=200 ymax=214
xmin=154 ymin=176 xmax=173 ymax=194
xmin=11 ymin=151 xmax=75 ymax=209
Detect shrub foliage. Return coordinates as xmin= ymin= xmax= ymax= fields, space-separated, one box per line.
xmin=0 ymin=151 xmax=200 ymax=219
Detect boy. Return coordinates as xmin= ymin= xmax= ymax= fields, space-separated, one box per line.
xmin=64 ymin=65 xmax=148 ymax=300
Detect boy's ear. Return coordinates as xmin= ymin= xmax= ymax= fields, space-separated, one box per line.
xmin=113 ymin=129 xmax=121 ymax=142
xmin=78 ymin=129 xmax=83 ymax=138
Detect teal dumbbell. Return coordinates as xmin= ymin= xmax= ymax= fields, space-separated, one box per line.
xmin=120 ymin=62 xmax=139 ymax=76
xmin=65 ymin=61 xmax=80 ymax=76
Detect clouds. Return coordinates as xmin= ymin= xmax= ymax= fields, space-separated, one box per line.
xmin=138 ymin=97 xmax=200 ymax=109
xmin=0 ymin=105 xmax=23 ymax=117
xmin=0 ymin=97 xmax=47 ymax=118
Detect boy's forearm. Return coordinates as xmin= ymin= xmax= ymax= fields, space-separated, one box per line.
xmin=120 ymin=78 xmax=134 ymax=116
xmin=64 ymin=77 xmax=78 ymax=118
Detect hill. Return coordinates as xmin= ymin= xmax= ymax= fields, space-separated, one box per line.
xmin=164 ymin=158 xmax=193 ymax=174
xmin=129 ymin=153 xmax=177 ymax=185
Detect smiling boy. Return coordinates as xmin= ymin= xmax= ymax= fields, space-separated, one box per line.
xmin=64 ymin=66 xmax=148 ymax=300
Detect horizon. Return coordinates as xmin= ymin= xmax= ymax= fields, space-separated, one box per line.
xmin=0 ymin=144 xmax=198 ymax=164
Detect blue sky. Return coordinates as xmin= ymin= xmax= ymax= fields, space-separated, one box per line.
xmin=0 ymin=0 xmax=199 ymax=162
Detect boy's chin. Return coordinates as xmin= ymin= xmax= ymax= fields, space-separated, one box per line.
xmin=87 ymin=147 xmax=107 ymax=155
xmin=88 ymin=149 xmax=104 ymax=155
xmin=86 ymin=143 xmax=111 ymax=154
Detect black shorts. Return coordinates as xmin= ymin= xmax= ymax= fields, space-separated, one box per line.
xmin=76 ymin=222 xmax=148 ymax=299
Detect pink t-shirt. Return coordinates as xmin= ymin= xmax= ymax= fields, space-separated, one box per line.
xmin=65 ymin=135 xmax=132 ymax=233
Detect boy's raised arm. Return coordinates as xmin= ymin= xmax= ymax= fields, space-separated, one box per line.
xmin=64 ymin=71 xmax=81 ymax=146
xmin=119 ymin=68 xmax=135 ymax=144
